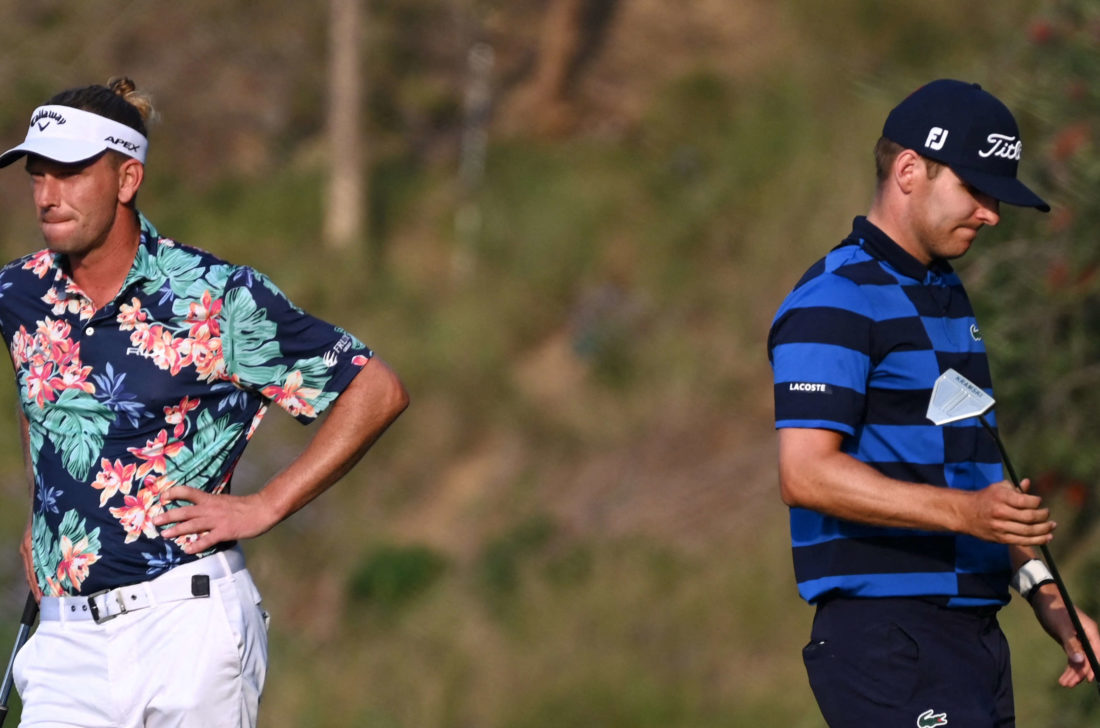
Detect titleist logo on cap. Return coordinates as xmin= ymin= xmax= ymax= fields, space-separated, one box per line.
xmin=979 ymin=134 xmax=1022 ymax=161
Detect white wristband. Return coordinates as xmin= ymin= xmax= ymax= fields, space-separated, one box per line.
xmin=1011 ymin=558 xmax=1054 ymax=601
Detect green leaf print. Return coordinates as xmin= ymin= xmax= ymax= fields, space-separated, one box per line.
xmin=203 ymin=263 xmax=233 ymax=293
xmin=124 ymin=243 xmax=162 ymax=294
xmin=164 ymin=409 xmax=244 ymax=489
xmin=41 ymin=389 xmax=115 ymax=481
xmin=221 ymin=286 xmax=287 ymax=386
xmin=31 ymin=512 xmax=59 ymax=589
xmin=254 ymin=271 xmax=304 ymax=314
xmin=155 ymin=246 xmax=207 ymax=299
xmin=169 ymin=266 xmax=235 ymax=308
xmin=290 ymin=356 xmax=340 ymax=412
xmin=183 ymin=263 xmax=233 ymax=301
xmin=34 ymin=510 xmax=103 ymax=593
xmin=26 ymin=413 xmax=44 ymax=466
xmin=57 ymin=509 xmax=102 ymax=555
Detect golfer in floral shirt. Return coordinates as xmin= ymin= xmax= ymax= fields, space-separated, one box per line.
xmin=0 ymin=78 xmax=408 ymax=727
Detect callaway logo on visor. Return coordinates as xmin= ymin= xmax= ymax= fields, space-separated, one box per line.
xmin=31 ymin=108 xmax=66 ymax=132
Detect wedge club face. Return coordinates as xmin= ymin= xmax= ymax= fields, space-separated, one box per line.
xmin=926 ymin=369 xmax=995 ymax=426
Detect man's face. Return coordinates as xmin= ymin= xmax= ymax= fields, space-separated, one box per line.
xmin=910 ymin=160 xmax=1001 ymax=263
xmin=25 ymin=153 xmax=122 ymax=258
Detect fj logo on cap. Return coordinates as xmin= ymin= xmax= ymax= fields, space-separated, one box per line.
xmin=924 ymin=127 xmax=949 ymax=151
xmin=979 ymin=133 xmax=1021 ymax=161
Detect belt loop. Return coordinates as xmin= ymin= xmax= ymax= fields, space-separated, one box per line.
xmin=215 ymin=549 xmax=231 ymax=579
xmin=140 ymin=581 xmax=155 ymax=608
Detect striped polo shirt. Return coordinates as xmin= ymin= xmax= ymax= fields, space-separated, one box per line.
xmin=768 ymin=216 xmax=1010 ymax=607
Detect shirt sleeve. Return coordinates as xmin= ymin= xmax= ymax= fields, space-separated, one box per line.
xmin=768 ymin=273 xmax=872 ymax=435
xmin=220 ymin=267 xmax=373 ymax=423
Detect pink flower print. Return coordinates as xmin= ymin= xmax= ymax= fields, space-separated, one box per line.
xmin=109 ymin=486 xmax=163 ymax=544
xmin=172 ymin=532 xmax=202 ymax=550
xmin=91 ymin=458 xmax=137 ymax=507
xmin=117 ymin=298 xmax=148 ymax=331
xmin=44 ymin=575 xmax=64 ymax=598
xmin=22 ymin=250 xmax=54 ymax=278
xmin=145 ymin=327 xmax=192 ymax=376
xmin=163 ymin=396 xmax=200 ymax=438
xmin=35 ymin=318 xmax=72 ymax=364
xmin=212 ymin=470 xmax=232 ymax=495
xmin=128 ymin=321 xmax=154 ymax=351
xmin=10 ymin=327 xmax=35 ymax=367
xmin=127 ymin=429 xmax=186 ymax=480
xmin=56 ymin=359 xmax=95 ymax=394
xmin=190 ymin=331 xmax=225 ymax=382
xmin=173 ymin=337 xmax=195 ymax=375
xmin=57 ymin=534 xmax=100 ymax=591
xmin=261 ymin=370 xmax=320 ymax=419
xmin=42 ymin=286 xmax=83 ymax=317
xmin=62 ymin=280 xmax=94 ymax=321
xmin=25 ymin=361 xmax=58 ymax=407
xmin=245 ymin=407 xmax=267 ymax=440
xmin=186 ymin=291 xmax=223 ymax=339
xmin=352 ymin=354 xmax=369 ymax=366
xmin=142 ymin=474 xmax=175 ymax=498
xmin=146 ymin=326 xmax=175 ymax=369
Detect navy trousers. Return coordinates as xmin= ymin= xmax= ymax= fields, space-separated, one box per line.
xmin=803 ymin=597 xmax=1014 ymax=727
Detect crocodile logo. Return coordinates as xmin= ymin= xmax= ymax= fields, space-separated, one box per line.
xmin=917 ymin=708 xmax=948 ymax=727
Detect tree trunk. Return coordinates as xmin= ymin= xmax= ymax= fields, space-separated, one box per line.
xmin=509 ymin=0 xmax=620 ymax=136
xmin=324 ymin=0 xmax=365 ymax=252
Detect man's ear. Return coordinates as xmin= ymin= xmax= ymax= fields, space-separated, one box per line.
xmin=893 ymin=149 xmax=922 ymax=195
xmin=117 ymin=158 xmax=144 ymax=205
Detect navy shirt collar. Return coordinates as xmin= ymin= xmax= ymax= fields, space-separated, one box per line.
xmin=844 ymin=216 xmax=953 ymax=282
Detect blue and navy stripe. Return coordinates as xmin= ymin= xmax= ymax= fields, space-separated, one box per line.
xmin=768 ymin=216 xmax=1010 ymax=607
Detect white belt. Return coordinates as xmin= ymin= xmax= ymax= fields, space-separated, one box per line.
xmin=40 ymin=547 xmax=246 ymax=624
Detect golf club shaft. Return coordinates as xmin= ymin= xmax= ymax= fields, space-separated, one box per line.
xmin=981 ymin=417 xmax=1100 ymax=691
xmin=0 ymin=592 xmax=38 ymax=726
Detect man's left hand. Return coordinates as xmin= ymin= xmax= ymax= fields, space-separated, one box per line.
xmin=153 ymin=486 xmax=282 ymax=555
xmin=1031 ymin=582 xmax=1100 ymax=687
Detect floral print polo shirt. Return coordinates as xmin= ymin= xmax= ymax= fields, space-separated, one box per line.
xmin=0 ymin=214 xmax=372 ymax=595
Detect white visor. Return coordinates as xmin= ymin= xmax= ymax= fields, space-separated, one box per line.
xmin=0 ymin=104 xmax=147 ymax=168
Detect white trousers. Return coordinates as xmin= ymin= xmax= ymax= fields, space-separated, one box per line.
xmin=14 ymin=555 xmax=269 ymax=728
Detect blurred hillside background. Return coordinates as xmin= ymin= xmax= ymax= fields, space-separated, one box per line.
xmin=0 ymin=0 xmax=1097 ymax=725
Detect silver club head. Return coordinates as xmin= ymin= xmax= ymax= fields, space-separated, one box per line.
xmin=926 ymin=368 xmax=996 ymax=425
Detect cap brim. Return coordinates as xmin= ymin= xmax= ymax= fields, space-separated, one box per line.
xmin=953 ymin=166 xmax=1050 ymax=212
xmin=0 ymin=138 xmax=107 ymax=169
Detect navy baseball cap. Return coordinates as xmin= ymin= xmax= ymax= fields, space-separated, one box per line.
xmin=883 ymin=79 xmax=1049 ymax=212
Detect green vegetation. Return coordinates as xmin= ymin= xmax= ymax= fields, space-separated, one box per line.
xmin=0 ymin=1 xmax=1094 ymax=725
xmin=963 ymin=1 xmax=1100 ymax=724
xmin=350 ymin=543 xmax=449 ymax=612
